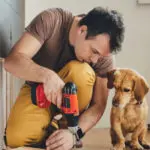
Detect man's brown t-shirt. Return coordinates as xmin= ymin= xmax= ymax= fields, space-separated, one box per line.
xmin=26 ymin=8 xmax=115 ymax=77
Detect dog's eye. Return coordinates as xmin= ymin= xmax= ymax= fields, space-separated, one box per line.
xmin=123 ymin=88 xmax=130 ymax=92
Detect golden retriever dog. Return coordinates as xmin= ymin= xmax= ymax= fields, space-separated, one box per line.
xmin=107 ymin=68 xmax=150 ymax=150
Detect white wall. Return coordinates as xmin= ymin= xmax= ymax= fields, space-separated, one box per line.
xmin=25 ymin=0 xmax=150 ymax=128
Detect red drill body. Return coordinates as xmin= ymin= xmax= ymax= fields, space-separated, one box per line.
xmin=35 ymin=82 xmax=79 ymax=115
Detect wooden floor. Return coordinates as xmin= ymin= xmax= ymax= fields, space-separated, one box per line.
xmin=6 ymin=128 xmax=150 ymax=150
xmin=82 ymin=128 xmax=150 ymax=150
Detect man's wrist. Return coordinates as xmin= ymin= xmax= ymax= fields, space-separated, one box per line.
xmin=75 ymin=126 xmax=85 ymax=141
xmin=68 ymin=126 xmax=85 ymax=140
xmin=71 ymin=132 xmax=83 ymax=148
xmin=68 ymin=126 xmax=85 ymax=148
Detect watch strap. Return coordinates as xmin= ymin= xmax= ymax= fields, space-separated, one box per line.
xmin=76 ymin=126 xmax=85 ymax=140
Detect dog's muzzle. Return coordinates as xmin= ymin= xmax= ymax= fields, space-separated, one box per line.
xmin=136 ymin=100 xmax=143 ymax=105
xmin=112 ymin=100 xmax=125 ymax=109
xmin=112 ymin=100 xmax=119 ymax=107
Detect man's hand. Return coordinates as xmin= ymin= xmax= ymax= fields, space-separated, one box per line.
xmin=46 ymin=129 xmax=74 ymax=150
xmin=43 ymin=71 xmax=65 ymax=108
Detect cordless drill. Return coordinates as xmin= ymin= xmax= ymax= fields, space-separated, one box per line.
xmin=30 ymin=82 xmax=83 ymax=148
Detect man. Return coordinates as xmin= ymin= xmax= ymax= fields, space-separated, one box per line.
xmin=4 ymin=7 xmax=124 ymax=150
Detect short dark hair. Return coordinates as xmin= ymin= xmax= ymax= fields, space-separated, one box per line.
xmin=78 ymin=7 xmax=125 ymax=54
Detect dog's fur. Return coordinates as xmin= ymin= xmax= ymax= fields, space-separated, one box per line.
xmin=107 ymin=68 xmax=150 ymax=150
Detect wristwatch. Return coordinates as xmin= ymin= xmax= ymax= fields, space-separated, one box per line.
xmin=75 ymin=126 xmax=85 ymax=141
xmin=68 ymin=126 xmax=85 ymax=148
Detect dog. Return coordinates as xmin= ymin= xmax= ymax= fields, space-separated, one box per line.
xmin=107 ymin=68 xmax=150 ymax=150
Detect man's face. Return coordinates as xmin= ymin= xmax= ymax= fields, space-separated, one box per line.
xmin=74 ymin=26 xmax=111 ymax=65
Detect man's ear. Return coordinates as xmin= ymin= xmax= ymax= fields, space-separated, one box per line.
xmin=79 ymin=25 xmax=87 ymax=34
xmin=134 ymin=76 xmax=149 ymax=101
xmin=107 ymin=69 xmax=116 ymax=89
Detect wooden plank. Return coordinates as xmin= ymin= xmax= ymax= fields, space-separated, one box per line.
xmin=0 ymin=58 xmax=7 ymax=149
xmin=0 ymin=57 xmax=24 ymax=149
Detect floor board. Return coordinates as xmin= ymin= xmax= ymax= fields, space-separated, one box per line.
xmin=5 ymin=128 xmax=150 ymax=150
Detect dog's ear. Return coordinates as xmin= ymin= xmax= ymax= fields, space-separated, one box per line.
xmin=134 ymin=76 xmax=149 ymax=101
xmin=107 ymin=69 xmax=116 ymax=89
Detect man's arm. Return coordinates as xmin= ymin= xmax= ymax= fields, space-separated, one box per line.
xmin=4 ymin=32 xmax=65 ymax=107
xmin=4 ymin=32 xmax=54 ymax=83
xmin=78 ymin=76 xmax=109 ymax=133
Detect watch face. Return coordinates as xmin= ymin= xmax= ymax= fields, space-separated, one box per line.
xmin=77 ymin=128 xmax=84 ymax=139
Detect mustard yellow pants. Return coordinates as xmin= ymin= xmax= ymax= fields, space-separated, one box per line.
xmin=6 ymin=60 xmax=96 ymax=148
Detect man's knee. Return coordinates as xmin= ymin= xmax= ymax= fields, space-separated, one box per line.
xmin=63 ymin=60 xmax=96 ymax=86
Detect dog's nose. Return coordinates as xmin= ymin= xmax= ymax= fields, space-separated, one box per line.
xmin=137 ymin=100 xmax=143 ymax=105
xmin=112 ymin=100 xmax=119 ymax=107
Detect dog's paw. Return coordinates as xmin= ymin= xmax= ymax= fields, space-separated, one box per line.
xmin=113 ymin=143 xmax=125 ymax=150
xmin=139 ymin=140 xmax=150 ymax=149
xmin=130 ymin=142 xmax=144 ymax=150
xmin=141 ymin=144 xmax=150 ymax=149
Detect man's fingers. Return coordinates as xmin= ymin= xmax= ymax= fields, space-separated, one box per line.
xmin=46 ymin=93 xmax=51 ymax=102
xmin=56 ymin=91 xmax=62 ymax=109
xmin=46 ymin=130 xmax=60 ymax=142
xmin=51 ymin=92 xmax=57 ymax=105
xmin=46 ymin=138 xmax=64 ymax=150
xmin=46 ymin=133 xmax=63 ymax=147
